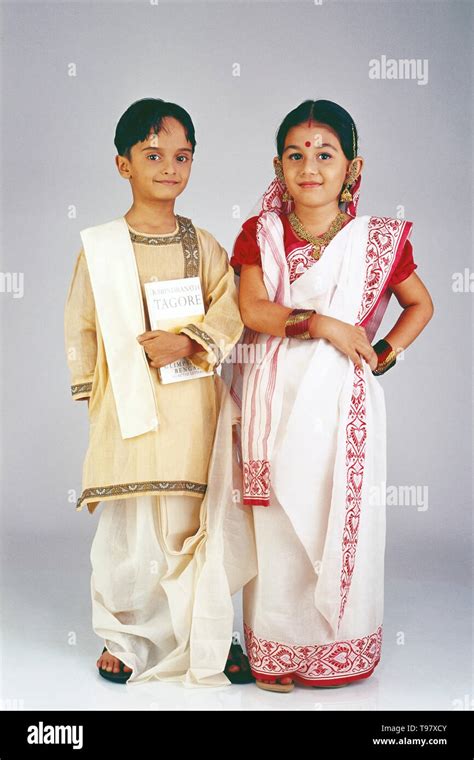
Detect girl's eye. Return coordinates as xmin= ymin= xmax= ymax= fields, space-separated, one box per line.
xmin=287 ymin=151 xmax=332 ymax=161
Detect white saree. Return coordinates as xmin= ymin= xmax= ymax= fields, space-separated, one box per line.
xmin=231 ymin=209 xmax=412 ymax=685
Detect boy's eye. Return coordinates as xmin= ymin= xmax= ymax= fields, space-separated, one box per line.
xmin=146 ymin=154 xmax=189 ymax=162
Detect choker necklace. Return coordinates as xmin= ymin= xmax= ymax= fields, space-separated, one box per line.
xmin=288 ymin=210 xmax=348 ymax=260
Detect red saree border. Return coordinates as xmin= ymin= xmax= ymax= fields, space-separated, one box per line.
xmin=359 ymin=216 xmax=413 ymax=328
xmin=339 ymin=364 xmax=367 ymax=627
xmin=337 ymin=216 xmax=409 ymax=627
xmin=243 ymin=459 xmax=270 ymax=506
xmin=244 ymin=622 xmax=383 ymax=685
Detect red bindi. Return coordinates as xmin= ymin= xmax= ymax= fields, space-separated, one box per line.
xmin=305 ymin=141 xmax=311 ymax=147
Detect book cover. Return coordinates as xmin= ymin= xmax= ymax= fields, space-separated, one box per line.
xmin=144 ymin=277 xmax=214 ymax=384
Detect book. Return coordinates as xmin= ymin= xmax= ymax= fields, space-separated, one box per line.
xmin=143 ymin=276 xmax=214 ymax=384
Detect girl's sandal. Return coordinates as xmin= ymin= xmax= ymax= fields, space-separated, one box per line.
xmin=97 ymin=646 xmax=132 ymax=684
xmin=224 ymin=641 xmax=255 ymax=684
xmin=256 ymin=677 xmax=294 ymax=693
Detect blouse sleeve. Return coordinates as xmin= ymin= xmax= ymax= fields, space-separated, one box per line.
xmin=64 ymin=248 xmax=97 ymax=400
xmin=229 ymin=216 xmax=262 ymax=275
xmin=389 ymin=239 xmax=418 ymax=287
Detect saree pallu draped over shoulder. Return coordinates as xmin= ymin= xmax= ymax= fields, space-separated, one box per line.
xmin=230 ymin=213 xmax=412 ymax=684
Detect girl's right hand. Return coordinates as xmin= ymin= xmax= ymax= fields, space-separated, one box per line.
xmin=311 ymin=315 xmax=376 ymax=369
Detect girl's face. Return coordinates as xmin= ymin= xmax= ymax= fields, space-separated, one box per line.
xmin=279 ymin=121 xmax=359 ymax=210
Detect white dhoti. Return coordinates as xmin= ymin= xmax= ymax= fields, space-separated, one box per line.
xmin=90 ymin=375 xmax=258 ymax=689
xmin=90 ymin=492 xmax=211 ymax=686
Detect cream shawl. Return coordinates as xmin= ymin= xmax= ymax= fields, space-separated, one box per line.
xmin=80 ymin=217 xmax=159 ymax=439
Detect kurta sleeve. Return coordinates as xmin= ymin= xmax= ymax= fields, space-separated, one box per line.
xmin=178 ymin=229 xmax=244 ymax=373
xmin=229 ymin=216 xmax=261 ymax=275
xmin=388 ymin=238 xmax=418 ymax=287
xmin=64 ymin=248 xmax=97 ymax=400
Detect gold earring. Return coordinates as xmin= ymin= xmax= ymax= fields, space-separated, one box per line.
xmin=340 ymin=183 xmax=353 ymax=203
xmin=274 ymin=159 xmax=291 ymax=201
xmin=340 ymin=164 xmax=358 ymax=203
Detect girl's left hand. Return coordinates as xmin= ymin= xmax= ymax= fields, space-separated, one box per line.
xmin=367 ymin=349 xmax=379 ymax=371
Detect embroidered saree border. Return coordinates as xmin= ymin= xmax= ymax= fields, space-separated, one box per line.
xmin=337 ymin=216 xmax=408 ymax=629
xmin=244 ymin=622 xmax=382 ymax=684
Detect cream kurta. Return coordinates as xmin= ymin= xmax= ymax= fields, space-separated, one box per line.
xmin=64 ymin=215 xmax=243 ymax=515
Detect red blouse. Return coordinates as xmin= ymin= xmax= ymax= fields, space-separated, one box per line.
xmin=230 ymin=214 xmax=417 ymax=288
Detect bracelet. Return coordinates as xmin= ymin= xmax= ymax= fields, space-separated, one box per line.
xmin=285 ymin=308 xmax=316 ymax=340
xmin=372 ymin=339 xmax=397 ymax=375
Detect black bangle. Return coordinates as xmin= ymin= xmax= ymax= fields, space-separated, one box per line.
xmin=372 ymin=339 xmax=397 ymax=375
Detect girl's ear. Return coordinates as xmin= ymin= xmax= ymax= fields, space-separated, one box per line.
xmin=354 ymin=156 xmax=364 ymax=176
xmin=347 ymin=156 xmax=364 ymax=183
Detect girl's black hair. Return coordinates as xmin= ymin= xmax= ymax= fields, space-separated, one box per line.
xmin=114 ymin=98 xmax=196 ymax=159
xmin=276 ymin=99 xmax=358 ymax=160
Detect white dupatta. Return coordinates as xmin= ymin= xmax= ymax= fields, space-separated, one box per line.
xmin=80 ymin=217 xmax=159 ymax=439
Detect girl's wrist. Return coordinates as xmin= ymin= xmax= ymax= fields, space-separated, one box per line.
xmin=371 ymin=339 xmax=397 ymax=375
xmin=309 ymin=313 xmax=330 ymax=340
xmin=285 ymin=309 xmax=315 ymax=339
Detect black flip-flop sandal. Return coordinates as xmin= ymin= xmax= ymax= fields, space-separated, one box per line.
xmin=97 ymin=646 xmax=132 ymax=684
xmin=224 ymin=641 xmax=255 ymax=684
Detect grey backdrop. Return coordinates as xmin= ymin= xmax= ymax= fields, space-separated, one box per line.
xmin=1 ymin=0 xmax=472 ymax=710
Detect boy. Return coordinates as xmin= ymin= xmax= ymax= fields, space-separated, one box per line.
xmin=64 ymin=98 xmax=254 ymax=687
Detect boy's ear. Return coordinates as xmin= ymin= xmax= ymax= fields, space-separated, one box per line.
xmin=115 ymin=154 xmax=131 ymax=179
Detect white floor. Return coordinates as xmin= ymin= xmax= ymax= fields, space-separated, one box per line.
xmin=1 ymin=533 xmax=471 ymax=711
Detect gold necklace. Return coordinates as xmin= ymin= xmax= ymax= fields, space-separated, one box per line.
xmin=287 ymin=210 xmax=348 ymax=260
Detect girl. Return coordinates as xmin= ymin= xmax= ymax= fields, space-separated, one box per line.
xmin=229 ymin=99 xmax=433 ymax=692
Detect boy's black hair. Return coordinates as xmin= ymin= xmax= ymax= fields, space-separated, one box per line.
xmin=276 ymin=99 xmax=358 ymax=160
xmin=114 ymin=98 xmax=196 ymax=160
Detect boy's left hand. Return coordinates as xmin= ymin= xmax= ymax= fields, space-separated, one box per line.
xmin=137 ymin=330 xmax=192 ymax=368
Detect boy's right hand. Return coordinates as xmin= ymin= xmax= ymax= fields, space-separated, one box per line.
xmin=311 ymin=315 xmax=376 ymax=370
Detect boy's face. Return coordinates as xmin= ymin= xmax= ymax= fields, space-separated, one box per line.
xmin=116 ymin=117 xmax=193 ymax=201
